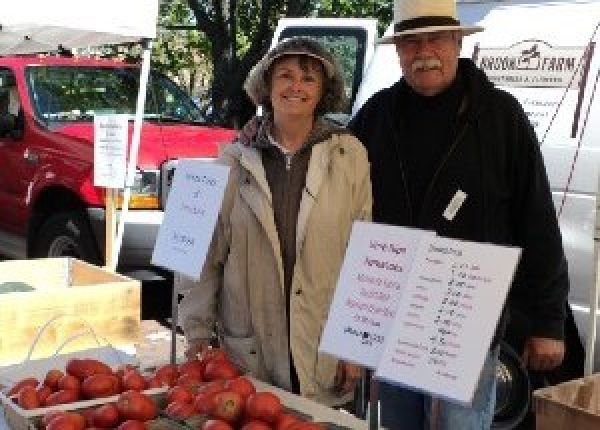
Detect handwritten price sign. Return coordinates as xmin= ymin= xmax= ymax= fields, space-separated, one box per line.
xmin=151 ymin=159 xmax=230 ymax=279
xmin=319 ymin=222 xmax=434 ymax=369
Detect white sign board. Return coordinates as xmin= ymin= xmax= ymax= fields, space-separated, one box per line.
xmin=151 ymin=160 xmax=230 ymax=279
xmin=375 ymin=236 xmax=521 ymax=405
xmin=319 ymin=222 xmax=434 ymax=368
xmin=93 ymin=114 xmax=128 ymax=188
xmin=474 ymin=40 xmax=589 ymax=139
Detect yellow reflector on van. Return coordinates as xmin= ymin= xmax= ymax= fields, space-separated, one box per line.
xmin=115 ymin=194 xmax=160 ymax=210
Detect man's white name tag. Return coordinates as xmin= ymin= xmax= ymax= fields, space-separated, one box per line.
xmin=443 ymin=189 xmax=467 ymax=221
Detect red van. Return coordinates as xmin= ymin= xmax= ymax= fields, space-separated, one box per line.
xmin=0 ymin=55 xmax=236 ymax=279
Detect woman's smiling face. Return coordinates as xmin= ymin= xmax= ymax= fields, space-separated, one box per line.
xmin=269 ymin=55 xmax=324 ymax=118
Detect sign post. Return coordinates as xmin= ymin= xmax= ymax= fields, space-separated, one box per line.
xmin=93 ymin=114 xmax=128 ymax=270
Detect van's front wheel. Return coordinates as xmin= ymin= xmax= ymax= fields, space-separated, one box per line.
xmin=31 ymin=212 xmax=101 ymax=265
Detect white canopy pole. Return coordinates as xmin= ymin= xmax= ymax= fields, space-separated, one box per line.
xmin=581 ymin=66 xmax=600 ymax=375
xmin=587 ymin=178 xmax=600 ymax=375
xmin=111 ymin=39 xmax=153 ymax=270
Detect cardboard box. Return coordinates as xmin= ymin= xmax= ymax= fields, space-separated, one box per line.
xmin=534 ymin=373 xmax=600 ymax=429
xmin=0 ymin=258 xmax=140 ymax=365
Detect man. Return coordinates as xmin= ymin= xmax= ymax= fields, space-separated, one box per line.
xmin=348 ymin=0 xmax=569 ymax=428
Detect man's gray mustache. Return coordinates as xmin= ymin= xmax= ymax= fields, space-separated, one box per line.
xmin=411 ymin=58 xmax=442 ymax=72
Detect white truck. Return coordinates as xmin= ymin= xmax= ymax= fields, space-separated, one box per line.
xmin=273 ymin=1 xmax=600 ymax=427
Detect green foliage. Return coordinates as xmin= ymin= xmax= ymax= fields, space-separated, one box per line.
xmin=153 ymin=0 xmax=211 ymax=94
xmin=314 ymin=0 xmax=392 ymax=34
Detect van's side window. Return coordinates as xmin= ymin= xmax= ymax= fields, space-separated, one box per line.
xmin=0 ymin=69 xmax=24 ymax=139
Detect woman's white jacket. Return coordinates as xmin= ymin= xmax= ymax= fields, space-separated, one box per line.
xmin=178 ymin=133 xmax=372 ymax=406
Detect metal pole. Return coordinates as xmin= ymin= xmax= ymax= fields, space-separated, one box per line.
xmin=171 ymin=281 xmax=178 ymax=365
xmin=112 ymin=38 xmax=152 ymax=269
xmin=586 ymin=172 xmax=600 ymax=375
xmin=369 ymin=378 xmax=379 ymax=429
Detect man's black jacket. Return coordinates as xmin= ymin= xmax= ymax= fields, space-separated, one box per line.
xmin=348 ymin=58 xmax=569 ymax=344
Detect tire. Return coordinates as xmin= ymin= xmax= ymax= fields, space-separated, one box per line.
xmin=492 ymin=341 xmax=531 ymax=429
xmin=31 ymin=211 xmax=101 ymax=265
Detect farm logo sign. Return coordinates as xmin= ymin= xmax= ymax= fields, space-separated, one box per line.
xmin=473 ymin=40 xmax=588 ymax=88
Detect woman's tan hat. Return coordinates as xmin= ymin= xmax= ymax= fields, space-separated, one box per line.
xmin=264 ymin=49 xmax=336 ymax=79
xmin=378 ymin=0 xmax=483 ymax=44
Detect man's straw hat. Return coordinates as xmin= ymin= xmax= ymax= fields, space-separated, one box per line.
xmin=378 ymin=0 xmax=483 ymax=44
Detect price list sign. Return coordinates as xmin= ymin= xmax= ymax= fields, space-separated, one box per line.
xmin=319 ymin=222 xmax=434 ymax=368
xmin=152 ymin=159 xmax=230 ymax=279
xmin=375 ymin=236 xmax=521 ymax=404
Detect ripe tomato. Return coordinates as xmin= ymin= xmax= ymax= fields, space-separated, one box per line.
xmin=202 ymin=419 xmax=234 ymax=430
xmin=93 ymin=403 xmax=120 ymax=428
xmin=245 ymin=392 xmax=282 ymax=423
xmin=153 ymin=364 xmax=179 ymax=387
xmin=46 ymin=412 xmax=85 ymax=430
xmin=224 ymin=377 xmax=256 ymax=401
xmin=164 ymin=400 xmax=197 ymax=419
xmin=116 ymin=390 xmax=158 ymax=421
xmin=45 ymin=389 xmax=79 ymax=406
xmin=79 ymin=408 xmax=96 ymax=427
xmin=201 ymin=348 xmax=228 ymax=364
xmin=44 ymin=369 xmax=65 ymax=390
xmin=167 ymin=385 xmax=194 ymax=404
xmin=193 ymin=390 xmax=218 ymax=415
xmin=42 ymin=411 xmax=67 ymax=427
xmin=7 ymin=377 xmax=39 ymax=396
xmin=57 ymin=375 xmax=81 ymax=393
xmin=287 ymin=423 xmax=326 ymax=430
xmin=122 ymin=370 xmax=147 ymax=391
xmin=66 ymin=358 xmax=113 ymax=380
xmin=204 ymin=360 xmax=239 ymax=381
xmin=36 ymin=385 xmax=52 ymax=406
xmin=197 ymin=380 xmax=227 ymax=395
xmin=17 ymin=386 xmax=39 ymax=410
xmin=176 ymin=373 xmax=203 ymax=391
xmin=276 ymin=413 xmax=301 ymax=430
xmin=116 ymin=420 xmax=146 ymax=430
xmin=145 ymin=375 xmax=165 ymax=389
xmin=115 ymin=364 xmax=137 ymax=380
xmin=81 ymin=374 xmax=119 ymax=399
xmin=178 ymin=359 xmax=205 ymax=379
xmin=241 ymin=420 xmax=272 ymax=430
xmin=212 ymin=390 xmax=244 ymax=423
xmin=46 ymin=417 xmax=79 ymax=430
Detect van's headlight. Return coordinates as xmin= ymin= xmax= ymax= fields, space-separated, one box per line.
xmin=116 ymin=170 xmax=160 ymax=209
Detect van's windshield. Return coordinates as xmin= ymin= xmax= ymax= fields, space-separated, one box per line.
xmin=25 ymin=66 xmax=205 ymax=125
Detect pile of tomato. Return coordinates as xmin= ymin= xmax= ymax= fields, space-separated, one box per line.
xmin=3 ymin=350 xmax=327 ymax=430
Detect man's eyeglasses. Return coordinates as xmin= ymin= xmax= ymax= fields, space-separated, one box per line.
xmin=396 ymin=31 xmax=458 ymax=51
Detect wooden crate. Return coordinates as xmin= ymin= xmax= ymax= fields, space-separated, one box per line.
xmin=0 ymin=258 xmax=140 ymax=365
xmin=534 ymin=373 xmax=600 ymax=429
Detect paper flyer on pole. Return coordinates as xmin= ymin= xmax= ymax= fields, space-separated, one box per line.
xmin=151 ymin=160 xmax=230 ymax=279
xmin=374 ymin=236 xmax=521 ymax=405
xmin=93 ymin=114 xmax=128 ymax=189
xmin=319 ymin=222 xmax=434 ymax=369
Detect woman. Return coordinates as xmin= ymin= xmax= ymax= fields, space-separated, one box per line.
xmin=178 ymin=37 xmax=372 ymax=406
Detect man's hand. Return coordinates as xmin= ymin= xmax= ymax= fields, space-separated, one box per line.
xmin=185 ymin=339 xmax=211 ymax=361
xmin=334 ymin=361 xmax=362 ymax=395
xmin=522 ymin=336 xmax=565 ymax=371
